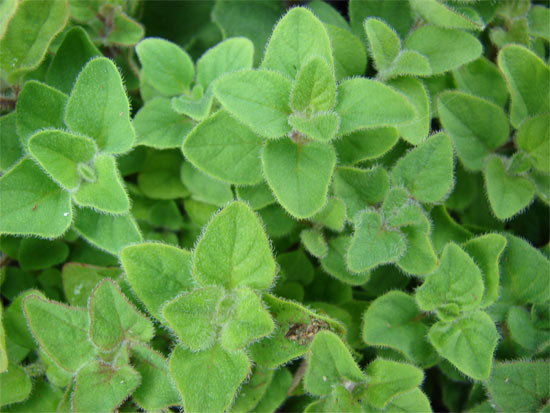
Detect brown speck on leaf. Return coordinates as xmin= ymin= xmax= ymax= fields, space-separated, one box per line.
xmin=285 ymin=319 xmax=329 ymax=345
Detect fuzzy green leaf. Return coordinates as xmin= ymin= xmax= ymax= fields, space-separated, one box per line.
xmin=3 ymin=290 xmax=46 ymax=350
xmin=169 ymin=343 xmax=250 ymax=413
xmin=364 ymin=18 xmax=400 ymax=72
xmin=236 ymin=183 xmax=275 ymax=210
xmin=326 ymin=23 xmax=367 ymax=81
xmin=180 ymin=162 xmax=233 ymax=206
xmin=321 ymin=236 xmax=370 ymax=285
xmin=301 ymin=228 xmax=328 ymax=259
xmin=214 ymin=70 xmax=292 ymax=139
xmin=384 ymin=50 xmax=432 ymax=79
xmin=290 ymin=56 xmax=335 ymax=112
xmin=262 ymin=138 xmax=336 ymax=219
xmin=349 ymin=0 xmax=412 ymax=40
xmin=428 ymin=311 xmax=498 ymax=380
xmin=18 ymin=238 xmax=69 ymax=271
xmin=232 ymin=365 xmax=274 ymax=413
xmin=171 ymin=87 xmax=214 ymax=121
xmin=334 ymin=128 xmax=399 ymax=165
xmin=397 ymin=222 xmax=438 ymax=277
xmin=0 ymin=363 xmax=32 ymax=407
xmin=65 ymin=57 xmax=134 ymax=154
xmin=137 ymin=149 xmax=188 ymax=200
xmin=193 ymin=201 xmax=275 ymax=290
xmin=261 ymin=7 xmax=333 ymax=78
xmin=120 ymin=243 xmax=194 ymax=319
xmin=410 ymin=0 xmax=483 ymax=30
xmin=288 ymin=112 xmax=340 ymax=143
xmin=62 ymin=263 xmax=121 ymax=307
xmin=515 ymin=114 xmax=550 ymax=173
xmin=0 ymin=113 xmax=22 ymax=173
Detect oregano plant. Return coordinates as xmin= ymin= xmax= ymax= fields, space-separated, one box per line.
xmin=0 ymin=0 xmax=549 ymax=412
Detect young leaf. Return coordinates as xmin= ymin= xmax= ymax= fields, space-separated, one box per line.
xmin=23 ymin=295 xmax=95 ymax=372
xmin=65 ymin=57 xmax=135 ymax=154
xmin=88 ymin=279 xmax=154 ymax=352
xmin=169 ymin=343 xmax=250 ymax=413
xmin=428 ymin=311 xmax=498 ymax=380
xmin=120 ymin=243 xmax=194 ymax=320
xmin=392 ymin=132 xmax=454 ymax=203
xmin=334 ymin=127 xmax=399 ymax=165
xmin=416 ymin=243 xmax=484 ymax=313
xmin=397 ymin=222 xmax=438 ymax=276
xmin=383 ymin=50 xmax=432 ymax=79
xmin=304 ymin=330 xmax=366 ymax=396
xmin=347 ymin=210 xmax=406 ymax=272
xmin=515 ymin=114 xmax=550 ymax=173
xmin=404 ymin=25 xmax=482 ymax=75
xmin=437 ymin=91 xmax=510 ymax=171
xmin=135 ymin=37 xmax=194 ymax=97
xmin=365 ymin=358 xmax=424 ymax=409
xmin=261 ymin=7 xmax=333 ymax=78
xmin=183 ymin=110 xmax=264 ymax=185
xmin=410 ymin=0 xmax=483 ymax=30
xmin=171 ymin=86 xmax=214 ymax=121
xmin=193 ymin=201 xmax=275 ymax=290
xmin=0 ymin=363 xmax=32 ymax=407
xmin=301 ymin=228 xmax=328 ymax=259
xmin=72 ymin=360 xmax=141 ymax=413
xmin=364 ymin=18 xmax=401 ymax=72
xmin=290 ymin=56 xmax=336 ymax=113
xmin=213 ymin=70 xmax=292 ymax=139
xmin=484 ymin=156 xmax=535 ymax=220
xmin=262 ymin=138 xmax=336 ymax=219
xmin=498 ymin=44 xmax=550 ymax=128
xmin=0 ymin=159 xmax=72 ymax=238
xmin=335 ymin=78 xmax=415 ymax=135
xmin=288 ymin=112 xmax=340 ymax=143
xmin=321 ymin=236 xmax=371 ymax=285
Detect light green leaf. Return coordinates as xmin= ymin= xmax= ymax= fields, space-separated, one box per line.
xmin=364 ymin=18 xmax=400 ymax=72
xmin=0 ymin=305 xmax=6 ymax=373
xmin=335 ymin=78 xmax=415 ymax=136
xmin=65 ymin=57 xmax=134 ymax=154
xmin=261 ymin=7 xmax=333 ymax=78
xmin=232 ymin=365 xmax=274 ymax=413
xmin=0 ymin=159 xmax=72 ymax=238
xmin=169 ymin=343 xmax=250 ymax=413
xmin=325 ymin=23 xmax=367 ymax=81
xmin=404 ymin=25 xmax=482 ymax=75
xmin=23 ymin=295 xmax=95 ymax=372
xmin=365 ymin=358 xmax=424 ymax=409
xmin=236 ymin=183 xmax=275 ymax=210
xmin=213 ymin=69 xmax=292 ymax=139
xmin=301 ymin=228 xmax=328 ymax=259
xmin=0 ymin=0 xmax=68 ymax=82
xmin=88 ymin=279 xmax=154 ymax=352
xmin=347 ymin=210 xmax=406 ymax=272
xmin=120 ymin=243 xmax=194 ymax=319
xmin=376 ymin=388 xmax=433 ymax=413
xmin=137 ymin=149 xmax=188 ymax=200
xmin=507 ymin=306 xmax=550 ymax=354
xmin=383 ymin=50 xmax=432 ymax=79
xmin=321 ymin=236 xmax=370 ymax=285
xmin=62 ymin=263 xmax=121 ymax=307
xmin=73 ymin=360 xmax=140 ymax=413
xmin=437 ymin=91 xmax=509 ymax=171
xmin=3 ymin=290 xmax=46 ymax=350
xmin=193 ymin=201 xmax=275 ymax=290
xmin=162 ymin=287 xmax=222 ymax=351
xmin=73 ymin=207 xmax=142 ymax=255
xmin=0 ymin=113 xmax=22 ymax=173
xmin=290 ymin=56 xmax=335 ymax=113
xmin=171 ymin=86 xmax=214 ymax=122
xmin=311 ymin=197 xmax=346 ymax=231
xmin=304 ymin=330 xmax=366 ymax=396
xmin=288 ymin=112 xmax=340 ymax=142
xmin=262 ymin=138 xmax=336 ymax=219
xmin=498 ymin=44 xmax=550 ymax=128
xmin=334 ymin=127 xmax=399 ymax=165
xmin=516 ymin=114 xmax=550 ymax=173
xmin=133 ymin=98 xmax=194 ymax=149
xmin=180 ymin=162 xmax=233 ymax=206
xmin=252 ymin=368 xmax=292 ymax=413
xmin=392 ymin=132 xmax=454 ymax=203
xmin=428 ymin=311 xmax=498 ymax=380
xmin=0 ymin=363 xmax=31 ymax=407
xmin=484 ymin=156 xmax=535 ymax=220
xmin=135 ymin=37 xmax=194 ymax=97
xmin=410 ymin=0 xmax=483 ymax=30
xmin=397 ymin=223 xmax=438 ymax=276
xmin=528 ymin=5 xmax=550 ymax=41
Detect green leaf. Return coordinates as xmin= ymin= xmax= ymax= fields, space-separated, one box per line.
xmin=171 ymin=85 xmax=214 ymax=122
xmin=23 ymin=295 xmax=95 ymax=372
xmin=213 ymin=69 xmax=291 ymax=139
xmin=27 ymin=130 xmax=97 ymax=191
xmin=290 ymin=56 xmax=335 ymax=112
xmin=516 ymin=114 xmax=550 ymax=173
xmin=404 ymin=25 xmax=482 ymax=75
xmin=196 ymin=37 xmax=254 ymax=89
xmin=288 ymin=112 xmax=340 ymax=143
xmin=334 ymin=128 xmax=399 ymax=165
xmin=410 ymin=0 xmax=483 ymax=30
xmin=169 ymin=343 xmax=250 ymax=413
xmin=428 ymin=311 xmax=498 ymax=380
xmin=120 ymin=243 xmax=194 ymax=320
xmin=0 ymin=0 xmax=68 ymax=82
xmin=261 ymin=7 xmax=333 ymax=79
xmin=45 ymin=26 xmax=101 ymax=94
xmin=498 ymin=44 xmax=550 ymax=128
xmin=528 ymin=5 xmax=550 ymax=41
xmin=15 ymin=80 xmax=68 ymax=149
xmin=321 ymin=236 xmax=370 ymax=285
xmin=349 ymin=0 xmax=412 ymax=40
xmin=193 ymin=201 xmax=275 ymax=290
xmin=137 ymin=149 xmax=188 ymax=200
xmin=437 ymin=91 xmax=510 ymax=171
xmin=311 ymin=197 xmax=346 ymax=231
xmin=365 ymin=358 xmax=424 ymax=409
xmin=65 ymin=57 xmax=134 ymax=154
xmin=18 ymin=238 xmax=69 ymax=271
xmin=347 ymin=210 xmax=406 ymax=272
xmin=325 ymin=23 xmax=367 ymax=81
xmin=131 ymin=344 xmax=180 ymax=411
xmin=73 ymin=360 xmax=140 ymax=413
xmin=397 ymin=222 xmax=438 ymax=277
xmin=375 ymin=388 xmax=433 ymax=413
xmin=362 ymin=291 xmax=438 ymax=367
xmin=277 ymin=249 xmax=314 ymax=285
xmin=364 ymin=18 xmax=400 ymax=73
xmin=507 ymin=306 xmax=550 ymax=354
xmin=393 ymin=132 xmax=454 ymax=203
xmin=0 ymin=363 xmax=32 ymax=407
xmin=0 ymin=113 xmax=22 ymax=173
xmin=73 ymin=207 xmax=142 ymax=255
xmin=220 ymin=288 xmax=274 ymax=351
xmin=463 ymin=234 xmax=507 ymax=308
xmin=162 ymin=287 xmax=222 ymax=351
xmin=383 ymin=50 xmax=432 ymax=79
xmin=89 ymin=279 xmax=154 ymax=352
xmin=133 ymin=98 xmax=194 ymax=149
xmin=232 ymin=366 xmax=274 ymax=413
xmin=135 ymin=37 xmax=194 ymax=97
xmin=0 ymin=305 xmax=7 ymax=373
xmin=335 ymin=78 xmax=415 ymax=136
xmin=301 ymin=228 xmax=328 ymax=259
xmin=183 ymin=110 xmax=264 ymax=185
xmin=62 ymin=263 xmax=122 ymax=307
xmin=73 ymin=154 xmax=129 ymax=214
xmin=252 ymin=367 xmax=292 ymax=413
xmin=0 ymin=159 xmax=72 ymax=238
xmin=304 ymin=330 xmax=366 ymax=396
xmin=105 ymin=7 xmax=144 ymax=46
xmin=262 ymin=138 xmax=336 ymax=219
xmin=180 ymin=162 xmax=233 ymax=206
xmin=235 ymin=183 xmax=274 ymax=210
xmin=4 ymin=290 xmax=46 ymax=350
xmin=484 ymin=156 xmax=535 ymax=220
